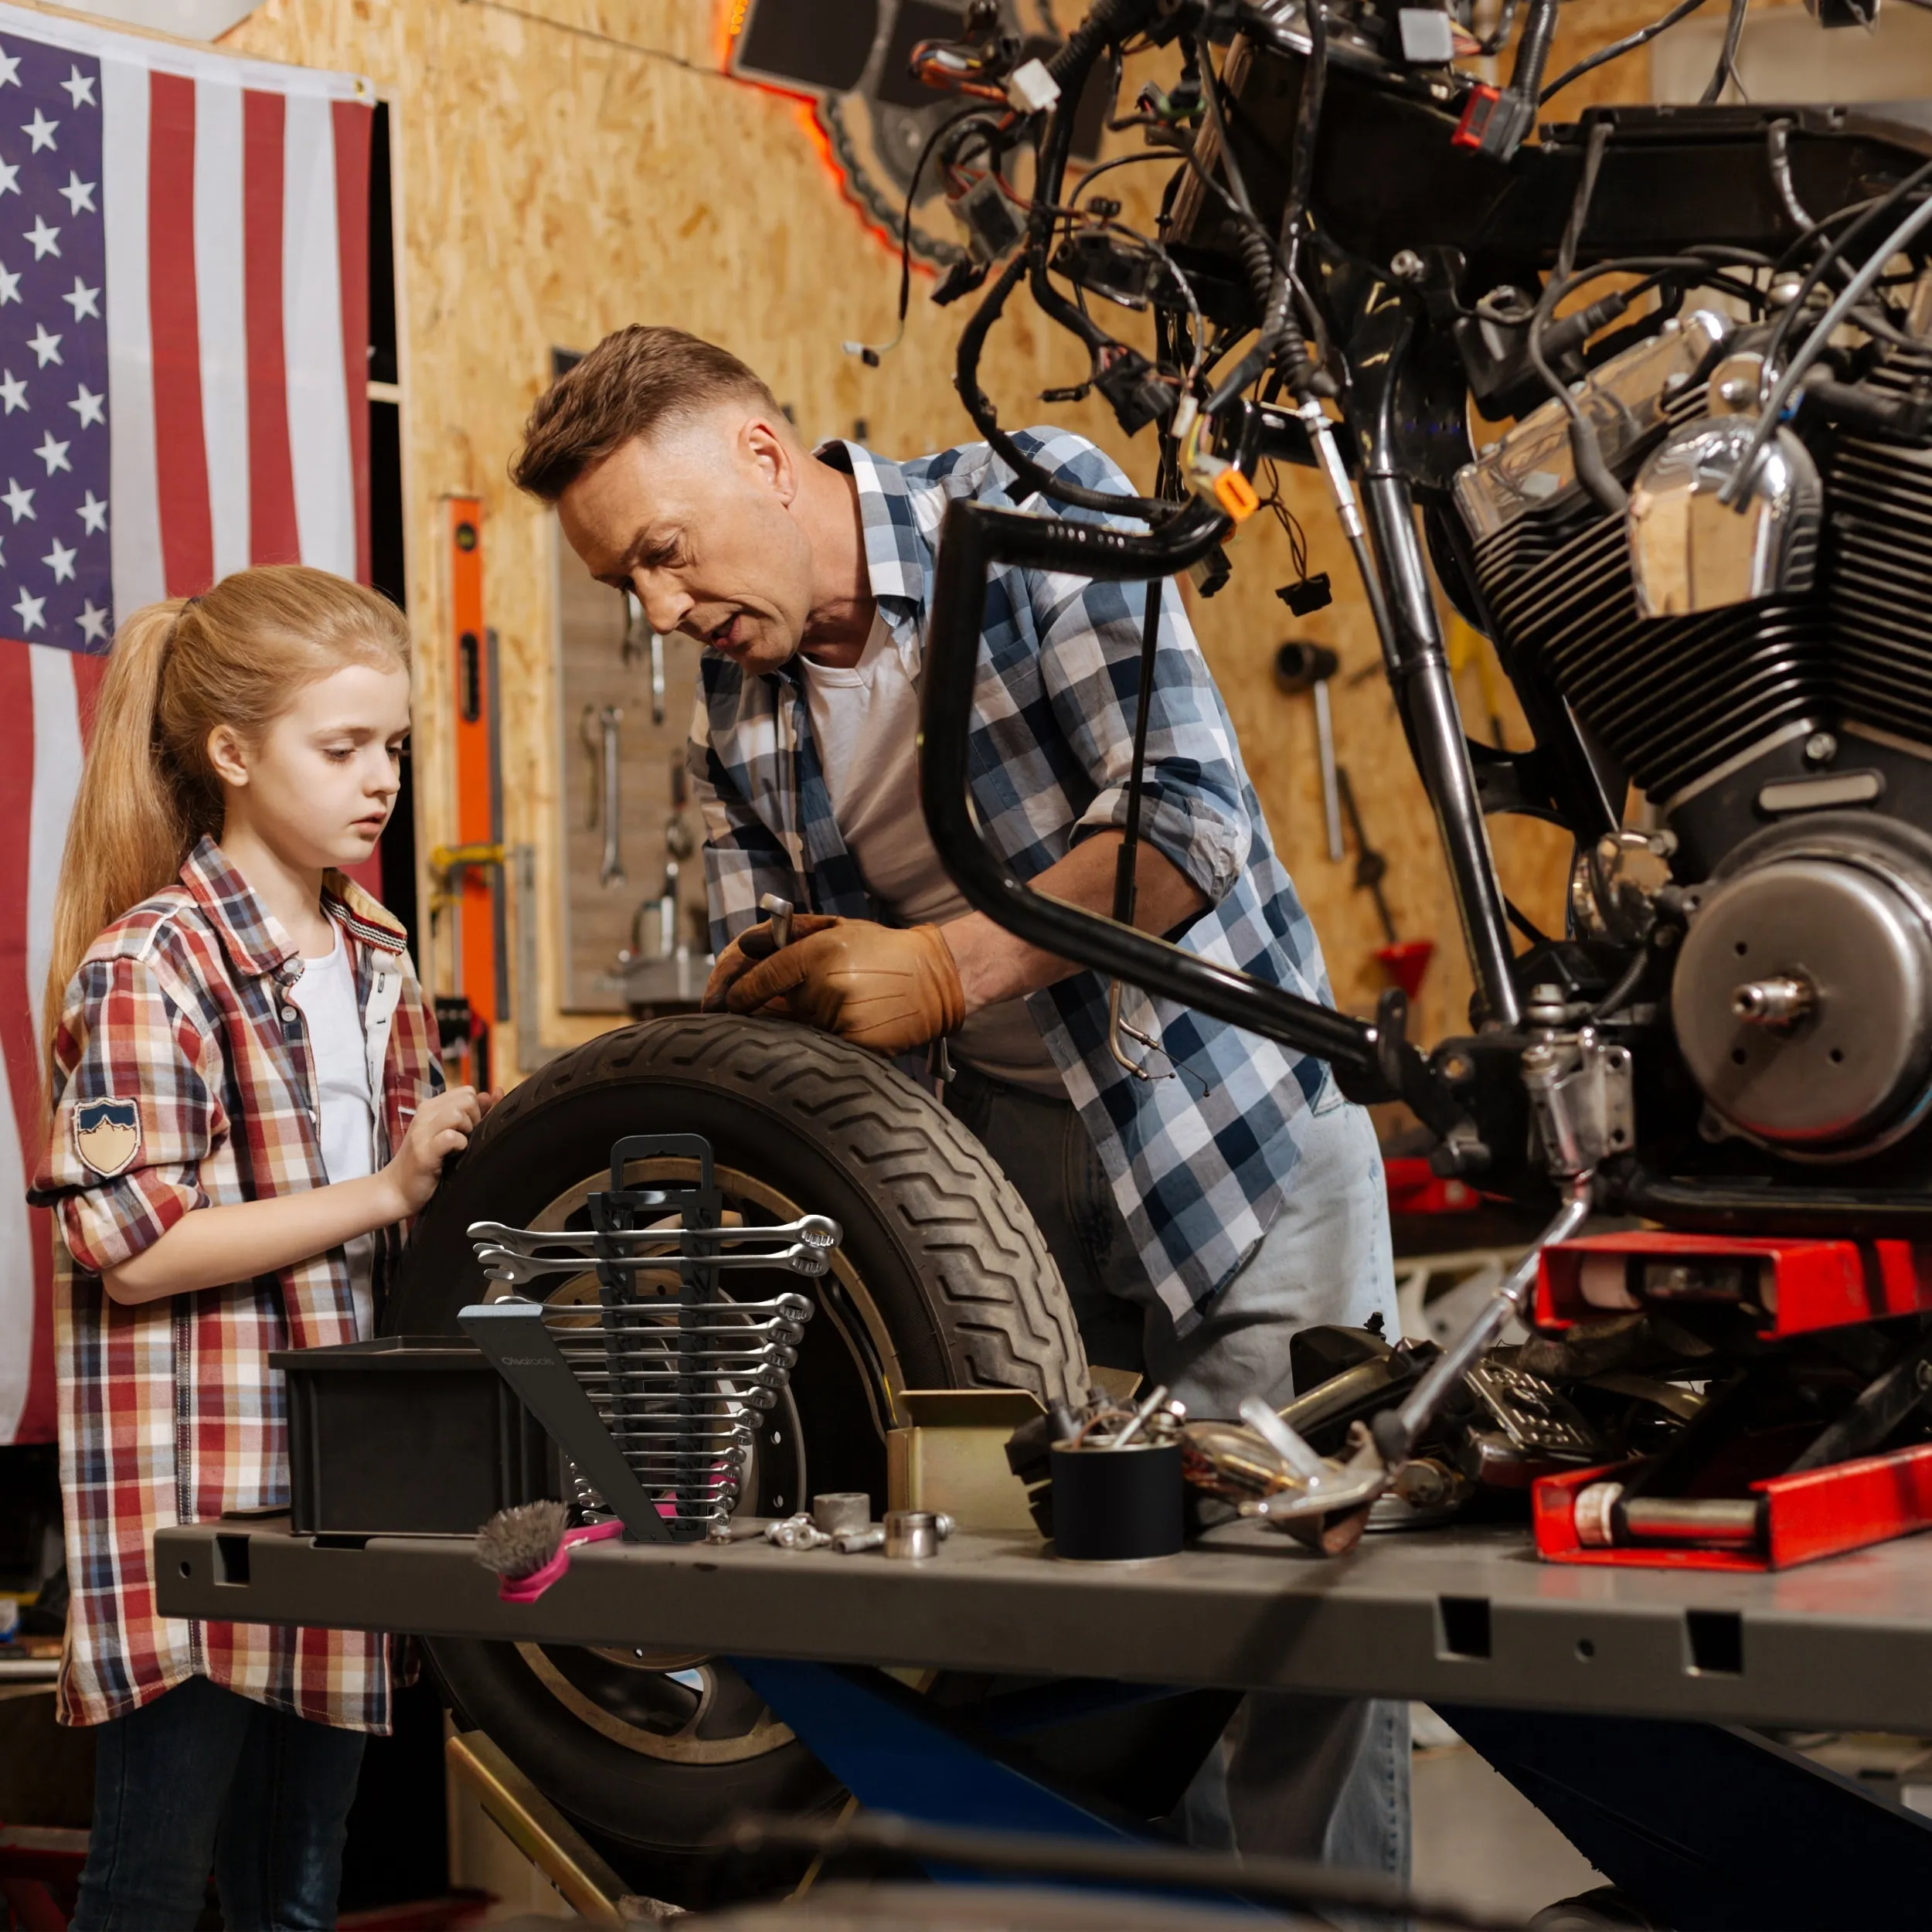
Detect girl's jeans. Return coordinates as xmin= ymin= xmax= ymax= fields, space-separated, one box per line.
xmin=73 ymin=1674 xmax=366 ymax=1931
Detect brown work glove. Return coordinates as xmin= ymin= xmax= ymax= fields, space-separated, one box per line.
xmin=702 ymin=912 xmax=842 ymax=1012
xmin=725 ymin=919 xmax=966 ymax=1056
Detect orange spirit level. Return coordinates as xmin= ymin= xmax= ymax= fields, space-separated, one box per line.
xmin=444 ymin=498 xmax=505 ymax=1085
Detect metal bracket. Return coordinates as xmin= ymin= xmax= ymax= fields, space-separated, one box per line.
xmin=1525 ymin=1032 xmax=1634 ymax=1179
xmin=458 ymin=1301 xmax=672 ymax=1544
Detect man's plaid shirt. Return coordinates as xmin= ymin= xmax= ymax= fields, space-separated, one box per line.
xmin=691 ymin=429 xmax=1340 ymax=1332
xmin=30 ymin=838 xmax=441 ymax=1731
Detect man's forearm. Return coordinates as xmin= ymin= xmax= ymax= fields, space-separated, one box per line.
xmin=100 ymin=1175 xmax=406 ymax=1305
xmin=941 ymin=832 xmax=1209 ymax=1013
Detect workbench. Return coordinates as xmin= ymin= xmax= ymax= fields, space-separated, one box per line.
xmin=156 ymin=1517 xmax=1932 ymax=1926
xmin=156 ymin=1515 xmax=1932 ymax=1733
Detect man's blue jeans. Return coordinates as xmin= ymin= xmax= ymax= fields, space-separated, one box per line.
xmin=73 ymin=1674 xmax=366 ymax=1931
xmin=946 ymin=1063 xmax=1411 ymax=1886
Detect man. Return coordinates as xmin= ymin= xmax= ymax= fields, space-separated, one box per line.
xmin=512 ymin=324 xmax=1407 ymax=1878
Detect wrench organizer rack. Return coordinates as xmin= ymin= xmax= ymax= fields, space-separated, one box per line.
xmin=458 ymin=1133 xmax=832 ymax=1544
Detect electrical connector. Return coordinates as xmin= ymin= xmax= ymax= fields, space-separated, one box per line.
xmin=1095 ymin=348 xmax=1175 ymax=437
xmin=953 ymin=175 xmax=1024 ymax=266
xmin=1452 ymin=82 xmax=1536 ymax=159
xmin=1212 ymin=468 xmax=1260 ymax=522
xmin=1277 ymin=574 xmax=1334 ymax=617
xmin=931 ymin=259 xmax=989 ymax=307
xmin=1051 ymin=232 xmax=1159 ymax=311
xmin=1185 ymin=448 xmax=1259 ymax=522
xmin=1189 ymin=544 xmax=1233 ymax=598
xmin=1397 ymin=7 xmax=1456 ymax=63
xmin=1005 ymin=56 xmax=1060 ymax=114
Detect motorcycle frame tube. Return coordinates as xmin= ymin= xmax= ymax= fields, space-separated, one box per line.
xmin=1348 ymin=279 xmax=1524 ymax=1029
xmin=918 ymin=495 xmax=1415 ymax=1097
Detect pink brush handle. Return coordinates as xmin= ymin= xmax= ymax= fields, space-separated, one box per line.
xmin=498 ymin=1517 xmax=623 ymax=1604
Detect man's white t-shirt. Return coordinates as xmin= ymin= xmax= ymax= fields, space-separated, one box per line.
xmin=288 ymin=933 xmax=379 ymax=1335
xmin=800 ymin=615 xmax=1064 ymax=1094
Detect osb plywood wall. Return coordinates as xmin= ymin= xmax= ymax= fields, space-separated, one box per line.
xmin=172 ymin=0 xmax=1690 ymax=1073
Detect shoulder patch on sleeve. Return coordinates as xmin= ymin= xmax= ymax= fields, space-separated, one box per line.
xmin=73 ymin=1097 xmax=141 ymax=1178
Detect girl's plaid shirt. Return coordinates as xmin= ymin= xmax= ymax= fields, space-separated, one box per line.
xmin=30 ymin=837 xmax=441 ymax=1731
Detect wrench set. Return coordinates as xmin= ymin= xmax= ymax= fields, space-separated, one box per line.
xmin=459 ymin=1132 xmax=830 ymax=1545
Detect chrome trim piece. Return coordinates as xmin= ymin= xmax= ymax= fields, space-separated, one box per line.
xmin=1627 ymin=416 xmax=1821 ymax=618
xmin=1453 ymin=312 xmax=1732 ymax=542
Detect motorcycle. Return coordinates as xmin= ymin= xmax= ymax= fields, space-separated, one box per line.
xmin=910 ymin=0 xmax=1932 ymax=1506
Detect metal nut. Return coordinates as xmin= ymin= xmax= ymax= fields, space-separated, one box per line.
xmin=1390 ymin=248 xmax=1426 ymax=283
xmin=832 ymin=1526 xmax=886 ymax=1554
xmin=884 ymin=1509 xmax=941 ymax=1560
xmin=811 ymin=1492 xmax=872 ymax=1536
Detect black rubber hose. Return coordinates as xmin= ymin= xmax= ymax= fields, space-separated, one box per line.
xmin=956 ymin=0 xmax=1180 ymax=519
xmin=1508 ymin=0 xmax=1563 ymax=103
xmin=917 ymin=495 xmax=1463 ymax=1125
xmin=1528 ymin=121 xmax=1625 ymax=515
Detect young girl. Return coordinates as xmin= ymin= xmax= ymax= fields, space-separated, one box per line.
xmin=30 ymin=566 xmax=487 ymax=1932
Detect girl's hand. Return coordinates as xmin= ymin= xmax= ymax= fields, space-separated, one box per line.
xmin=383 ymin=1086 xmax=487 ymax=1217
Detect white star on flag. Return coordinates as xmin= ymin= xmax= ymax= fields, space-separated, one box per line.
xmin=60 ymin=277 xmax=97 ymax=321
xmin=0 ymin=264 xmax=19 ymax=305
xmin=75 ymin=599 xmax=106 ymax=644
xmin=67 ymin=383 xmax=100 ymax=427
xmin=35 ymin=433 xmax=68 ymax=475
xmin=21 ymin=110 xmax=56 ymax=153
xmin=12 ymin=587 xmax=43 ymax=631
xmin=23 ymin=214 xmax=57 ymax=260
xmin=0 ymin=51 xmax=21 ymax=90
xmin=26 ymin=324 xmax=59 ymax=366
xmin=56 ymin=172 xmax=93 ymax=216
xmin=0 ymin=160 xmax=20 ymax=200
xmin=0 ymin=371 xmax=25 ymax=414
xmin=41 ymin=537 xmax=73 ymax=583
xmin=60 ymin=67 xmax=94 ymax=110
xmin=76 ymin=490 xmax=105 ymax=534
xmin=2 ymin=477 xmax=34 ymax=522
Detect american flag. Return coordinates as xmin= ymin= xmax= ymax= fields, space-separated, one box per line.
xmin=0 ymin=5 xmax=372 ymax=1444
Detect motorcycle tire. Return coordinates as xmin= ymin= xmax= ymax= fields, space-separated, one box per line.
xmin=384 ymin=1014 xmax=1087 ymax=1892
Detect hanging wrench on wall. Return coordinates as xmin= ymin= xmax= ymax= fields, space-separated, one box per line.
xmin=599 ymin=704 xmax=624 ymax=887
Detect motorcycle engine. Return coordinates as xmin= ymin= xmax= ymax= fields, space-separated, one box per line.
xmin=1456 ymin=308 xmax=1932 ymax=1161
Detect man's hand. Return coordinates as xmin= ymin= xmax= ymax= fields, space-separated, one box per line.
xmin=725 ymin=920 xmax=964 ymax=1055
xmin=702 ymin=912 xmax=842 ymax=1012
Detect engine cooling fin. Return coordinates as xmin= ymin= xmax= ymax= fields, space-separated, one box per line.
xmin=1474 ymin=512 xmax=1829 ymax=805
xmin=1827 ymin=436 xmax=1932 ymax=750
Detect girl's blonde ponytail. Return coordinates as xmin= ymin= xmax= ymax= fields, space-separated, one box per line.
xmin=44 ymin=602 xmax=196 ymax=1070
xmin=42 ymin=566 xmax=410 ymax=1082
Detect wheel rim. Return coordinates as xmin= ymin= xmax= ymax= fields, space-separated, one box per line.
xmin=481 ymin=1155 xmax=907 ymax=1768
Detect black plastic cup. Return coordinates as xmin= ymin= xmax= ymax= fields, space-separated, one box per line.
xmin=1049 ymin=1441 xmax=1185 ymax=1561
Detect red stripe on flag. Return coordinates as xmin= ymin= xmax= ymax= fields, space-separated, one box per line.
xmin=148 ymin=73 xmax=214 ymax=600
xmin=243 ymin=90 xmax=299 ymax=567
xmin=332 ymin=100 xmax=372 ymax=586
xmin=0 ymin=645 xmax=47 ymax=1442
xmin=72 ymin=650 xmax=108 ymax=750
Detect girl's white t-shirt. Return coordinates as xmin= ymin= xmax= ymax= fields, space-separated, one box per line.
xmin=287 ymin=933 xmax=378 ymax=1336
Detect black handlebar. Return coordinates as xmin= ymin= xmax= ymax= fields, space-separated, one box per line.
xmin=917 ymin=496 xmax=1464 ymax=1127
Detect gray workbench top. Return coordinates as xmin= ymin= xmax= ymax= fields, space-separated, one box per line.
xmin=155 ymin=1516 xmax=1932 ymax=1734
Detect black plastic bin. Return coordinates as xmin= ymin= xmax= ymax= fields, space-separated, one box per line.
xmin=274 ymin=1337 xmax=559 ymax=1537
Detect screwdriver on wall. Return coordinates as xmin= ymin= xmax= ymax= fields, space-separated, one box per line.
xmin=1274 ymin=641 xmax=1344 ymax=862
